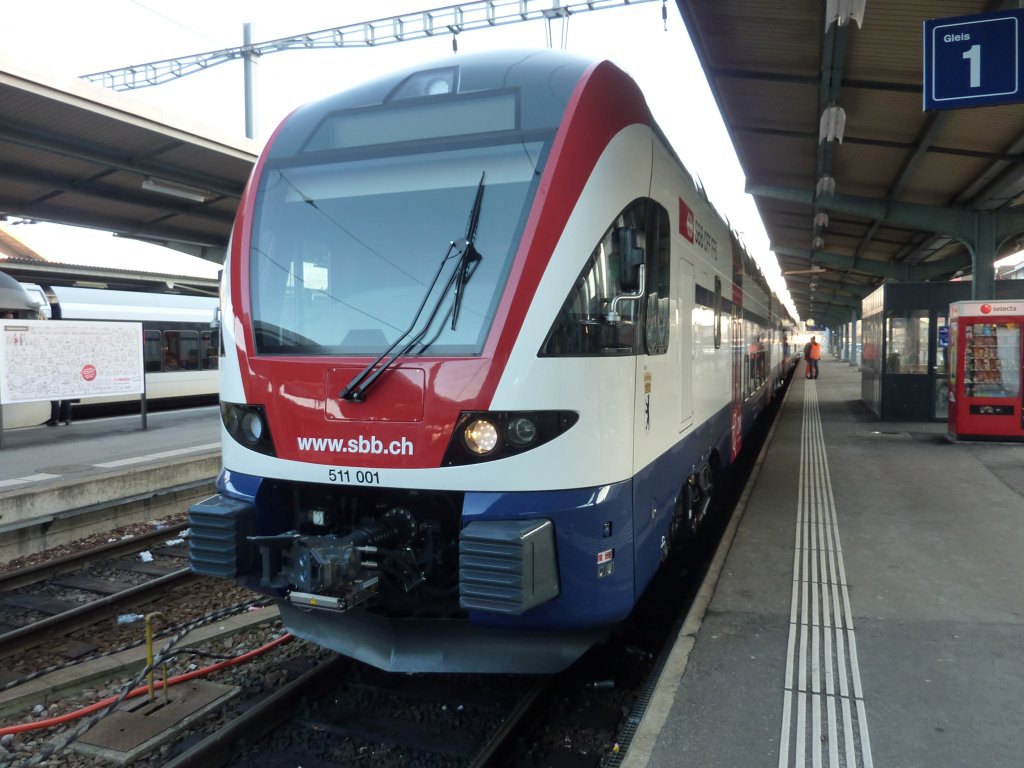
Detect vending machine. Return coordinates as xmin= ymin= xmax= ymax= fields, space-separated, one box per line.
xmin=947 ymin=300 xmax=1024 ymax=442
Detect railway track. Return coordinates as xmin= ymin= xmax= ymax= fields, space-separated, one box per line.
xmin=0 ymin=521 xmax=188 ymax=591
xmin=166 ymin=656 xmax=556 ymax=768
xmin=0 ymin=525 xmax=195 ymax=672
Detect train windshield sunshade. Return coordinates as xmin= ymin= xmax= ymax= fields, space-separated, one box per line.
xmin=304 ymin=92 xmax=518 ymax=152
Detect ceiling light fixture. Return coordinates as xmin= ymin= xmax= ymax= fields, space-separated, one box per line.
xmin=819 ymin=104 xmax=846 ymax=143
xmin=815 ymin=211 xmax=830 ymax=228
xmin=825 ymin=0 xmax=866 ymax=32
xmin=816 ymin=175 xmax=836 ymax=197
xmin=141 ymin=176 xmax=210 ymax=203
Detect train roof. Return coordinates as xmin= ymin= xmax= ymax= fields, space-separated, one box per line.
xmin=49 ymin=284 xmax=216 ymax=324
xmin=267 ymin=49 xmax=603 ymax=158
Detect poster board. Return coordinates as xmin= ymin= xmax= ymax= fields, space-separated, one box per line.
xmin=0 ymin=320 xmax=144 ymax=404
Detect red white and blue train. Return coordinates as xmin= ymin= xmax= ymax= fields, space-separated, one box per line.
xmin=189 ymin=50 xmax=797 ymax=673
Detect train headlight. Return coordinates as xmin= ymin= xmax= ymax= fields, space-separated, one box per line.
xmin=464 ymin=419 xmax=499 ymax=455
xmin=443 ymin=411 xmax=579 ymax=466
xmin=506 ymin=417 xmax=538 ymax=447
xmin=240 ymin=411 xmax=264 ymax=443
xmin=221 ymin=402 xmax=276 ymax=456
xmin=222 ymin=403 xmax=240 ymax=434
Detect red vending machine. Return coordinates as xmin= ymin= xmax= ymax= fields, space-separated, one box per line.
xmin=948 ymin=300 xmax=1024 ymax=442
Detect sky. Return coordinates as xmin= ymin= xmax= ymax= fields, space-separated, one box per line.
xmin=0 ymin=0 xmax=798 ymax=315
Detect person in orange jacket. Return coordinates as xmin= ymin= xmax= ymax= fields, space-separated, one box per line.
xmin=804 ymin=336 xmax=821 ymax=379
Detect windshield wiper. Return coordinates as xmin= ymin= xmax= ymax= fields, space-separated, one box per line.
xmin=340 ymin=173 xmax=486 ymax=403
xmin=450 ymin=173 xmax=485 ymax=330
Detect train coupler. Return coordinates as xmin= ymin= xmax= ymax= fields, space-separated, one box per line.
xmin=287 ymin=577 xmax=379 ymax=613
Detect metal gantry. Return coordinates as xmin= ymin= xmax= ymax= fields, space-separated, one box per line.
xmin=82 ymin=0 xmax=660 ymax=91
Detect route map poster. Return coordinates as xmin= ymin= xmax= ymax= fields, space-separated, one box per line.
xmin=0 ymin=320 xmax=144 ymax=404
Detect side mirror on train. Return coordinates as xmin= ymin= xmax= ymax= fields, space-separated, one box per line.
xmin=616 ymin=227 xmax=645 ymax=292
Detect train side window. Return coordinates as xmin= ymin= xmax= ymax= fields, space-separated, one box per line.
xmin=644 ymin=204 xmax=670 ymax=355
xmin=144 ymin=330 xmax=163 ymax=373
xmin=540 ymin=199 xmax=648 ymax=356
xmin=164 ymin=330 xmax=200 ymax=371
xmin=201 ymin=331 xmax=219 ymax=370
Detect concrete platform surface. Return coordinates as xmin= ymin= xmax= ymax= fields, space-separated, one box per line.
xmin=0 ymin=406 xmax=220 ymax=488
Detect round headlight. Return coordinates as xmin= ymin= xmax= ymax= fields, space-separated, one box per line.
xmin=222 ymin=404 xmax=240 ymax=434
xmin=240 ymin=411 xmax=264 ymax=443
xmin=506 ymin=416 xmax=538 ymax=447
xmin=464 ymin=419 xmax=499 ymax=455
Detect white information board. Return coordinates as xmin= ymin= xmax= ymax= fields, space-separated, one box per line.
xmin=0 ymin=320 xmax=144 ymax=404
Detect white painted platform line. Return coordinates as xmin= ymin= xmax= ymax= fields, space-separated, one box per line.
xmin=94 ymin=443 xmax=220 ymax=468
xmin=0 ymin=472 xmax=61 ymax=489
xmin=779 ymin=381 xmax=874 ymax=768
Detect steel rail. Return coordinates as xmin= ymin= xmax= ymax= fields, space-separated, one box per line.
xmin=467 ymin=676 xmax=557 ymax=768
xmin=0 ymin=522 xmax=189 ymax=591
xmin=162 ymin=654 xmax=348 ymax=768
xmin=0 ymin=568 xmax=194 ymax=657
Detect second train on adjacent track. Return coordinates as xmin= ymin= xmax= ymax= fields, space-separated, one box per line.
xmin=0 ymin=275 xmax=219 ymax=428
xmin=189 ymin=49 xmax=797 ymax=673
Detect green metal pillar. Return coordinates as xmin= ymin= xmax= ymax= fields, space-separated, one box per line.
xmin=972 ymin=212 xmax=997 ymax=301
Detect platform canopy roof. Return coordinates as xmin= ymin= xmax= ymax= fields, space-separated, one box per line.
xmin=676 ymin=0 xmax=1024 ymax=324
xmin=0 ymin=55 xmax=259 ymax=262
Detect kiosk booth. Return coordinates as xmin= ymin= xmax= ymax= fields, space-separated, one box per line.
xmin=947 ymin=300 xmax=1024 ymax=442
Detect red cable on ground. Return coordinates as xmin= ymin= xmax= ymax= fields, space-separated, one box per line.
xmin=0 ymin=632 xmax=293 ymax=737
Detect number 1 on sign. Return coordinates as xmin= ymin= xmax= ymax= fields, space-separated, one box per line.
xmin=963 ymin=44 xmax=981 ymax=88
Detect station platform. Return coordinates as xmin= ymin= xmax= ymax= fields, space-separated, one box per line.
xmin=0 ymin=406 xmax=220 ymax=558
xmin=623 ymin=358 xmax=1024 ymax=768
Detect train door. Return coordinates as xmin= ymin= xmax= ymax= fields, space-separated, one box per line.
xmin=631 ymin=202 xmax=673 ymax=594
xmin=729 ymin=246 xmax=744 ymax=462
xmin=677 ymin=258 xmax=694 ymax=432
xmin=631 ymin=202 xmax=673 ymax=470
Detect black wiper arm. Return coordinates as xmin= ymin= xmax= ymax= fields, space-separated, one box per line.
xmin=451 ymin=172 xmax=485 ymax=330
xmin=343 ymin=263 xmax=462 ymax=402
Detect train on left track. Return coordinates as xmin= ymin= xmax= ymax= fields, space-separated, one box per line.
xmin=0 ymin=271 xmax=219 ymax=428
xmin=188 ymin=49 xmax=798 ymax=673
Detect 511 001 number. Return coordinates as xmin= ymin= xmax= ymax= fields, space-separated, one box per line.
xmin=327 ymin=468 xmax=381 ymax=485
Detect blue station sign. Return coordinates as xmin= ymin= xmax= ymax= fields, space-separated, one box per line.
xmin=924 ymin=10 xmax=1024 ymax=111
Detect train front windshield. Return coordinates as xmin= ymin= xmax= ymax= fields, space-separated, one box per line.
xmin=249 ymin=140 xmax=544 ymax=357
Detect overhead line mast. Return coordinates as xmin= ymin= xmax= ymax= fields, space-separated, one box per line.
xmin=82 ymin=0 xmax=660 ymax=91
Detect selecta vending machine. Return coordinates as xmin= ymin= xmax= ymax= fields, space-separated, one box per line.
xmin=948 ymin=300 xmax=1024 ymax=442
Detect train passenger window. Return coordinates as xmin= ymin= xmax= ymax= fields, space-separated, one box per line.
xmin=164 ymin=330 xmax=200 ymax=371
xmin=541 ymin=199 xmax=651 ymax=356
xmin=144 ymin=331 xmax=162 ymax=373
xmin=201 ymin=331 xmax=219 ymax=370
